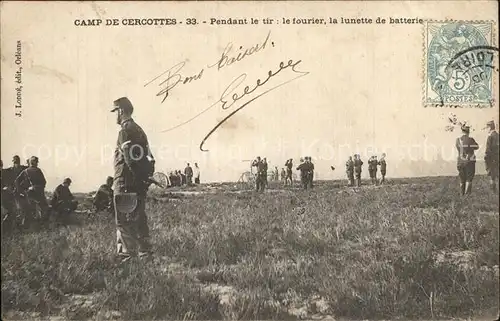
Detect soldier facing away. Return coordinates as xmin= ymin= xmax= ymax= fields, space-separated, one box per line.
xmin=378 ymin=153 xmax=387 ymax=184
xmin=346 ymin=156 xmax=354 ymax=186
xmin=484 ymin=120 xmax=499 ymax=192
xmin=93 ymin=176 xmax=114 ymax=213
xmin=111 ymin=97 xmax=156 ymax=262
xmin=353 ymin=154 xmax=363 ymax=187
xmin=280 ymin=168 xmax=286 ymax=184
xmin=456 ymin=124 xmax=479 ymax=196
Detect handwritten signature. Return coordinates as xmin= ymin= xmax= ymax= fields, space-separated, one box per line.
xmin=144 ymin=31 xmax=272 ymax=103
xmin=199 ymin=59 xmax=309 ymax=151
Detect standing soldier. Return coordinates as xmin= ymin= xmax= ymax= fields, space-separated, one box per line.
xmin=353 ymin=154 xmax=363 ymax=187
xmin=378 ymin=153 xmax=387 ymax=185
xmin=15 ymin=156 xmax=50 ymax=224
xmin=111 ymin=97 xmax=155 ymax=262
xmin=93 ymin=176 xmax=114 ymax=213
xmin=184 ymin=163 xmax=193 ymax=186
xmin=274 ymin=166 xmax=279 ymax=182
xmin=306 ymin=157 xmax=315 ymax=188
xmin=280 ymin=167 xmax=286 ymax=184
xmin=194 ymin=163 xmax=201 ymax=184
xmin=296 ymin=157 xmax=309 ymax=190
xmin=285 ymin=159 xmax=293 ymax=186
xmin=262 ymin=158 xmax=269 ymax=188
xmin=484 ymin=120 xmax=499 ymax=192
xmin=251 ymin=156 xmax=266 ymax=192
xmin=456 ymin=124 xmax=479 ymax=196
xmin=346 ymin=156 xmax=354 ymax=186
xmin=368 ymin=156 xmax=378 ymax=185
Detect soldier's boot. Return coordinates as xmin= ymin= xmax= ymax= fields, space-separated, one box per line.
xmin=460 ymin=183 xmax=466 ymax=196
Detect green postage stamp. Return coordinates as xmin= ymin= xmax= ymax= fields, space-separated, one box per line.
xmin=424 ymin=21 xmax=498 ymax=107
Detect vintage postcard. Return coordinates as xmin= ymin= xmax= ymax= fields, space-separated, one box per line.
xmin=1 ymin=1 xmax=499 ymax=320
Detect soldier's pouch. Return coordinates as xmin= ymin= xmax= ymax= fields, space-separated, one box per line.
xmin=114 ymin=193 xmax=138 ymax=222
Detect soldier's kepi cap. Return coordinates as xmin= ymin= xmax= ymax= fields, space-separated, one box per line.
xmin=486 ymin=120 xmax=496 ymax=128
xmin=461 ymin=123 xmax=471 ymax=133
xmin=111 ymin=97 xmax=134 ymax=114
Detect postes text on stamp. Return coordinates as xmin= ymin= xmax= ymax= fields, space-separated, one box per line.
xmin=424 ymin=21 xmax=497 ymax=107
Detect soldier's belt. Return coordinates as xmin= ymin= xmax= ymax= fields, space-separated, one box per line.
xmin=114 ymin=192 xmax=138 ymax=213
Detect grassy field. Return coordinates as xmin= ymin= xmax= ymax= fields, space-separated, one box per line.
xmin=1 ymin=176 xmax=499 ymax=320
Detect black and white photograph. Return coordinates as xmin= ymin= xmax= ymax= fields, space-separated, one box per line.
xmin=1 ymin=1 xmax=499 ymax=320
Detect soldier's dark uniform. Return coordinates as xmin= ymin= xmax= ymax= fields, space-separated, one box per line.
xmin=262 ymin=159 xmax=269 ymax=187
xmin=297 ymin=159 xmax=311 ymax=190
xmin=252 ymin=158 xmax=267 ymax=192
xmin=184 ymin=164 xmax=193 ymax=186
xmin=346 ymin=157 xmax=354 ymax=186
xmin=306 ymin=157 xmax=314 ymax=189
xmin=285 ymin=159 xmax=293 ymax=186
xmin=456 ymin=126 xmax=479 ymax=196
xmin=368 ymin=157 xmax=378 ymax=185
xmin=2 ymin=157 xmax=28 ymax=222
xmin=14 ymin=157 xmax=50 ymax=223
xmin=93 ymin=179 xmax=114 ymax=213
xmin=378 ymin=157 xmax=387 ymax=184
xmin=112 ymin=97 xmax=155 ymax=259
xmin=484 ymin=121 xmax=499 ymax=192
xmin=51 ymin=179 xmax=78 ymax=221
xmin=353 ymin=155 xmax=363 ymax=187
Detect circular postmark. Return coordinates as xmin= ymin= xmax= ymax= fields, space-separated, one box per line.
xmin=427 ymin=23 xmax=498 ymax=105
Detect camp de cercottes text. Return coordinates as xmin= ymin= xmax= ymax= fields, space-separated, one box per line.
xmin=73 ymin=16 xmax=424 ymax=26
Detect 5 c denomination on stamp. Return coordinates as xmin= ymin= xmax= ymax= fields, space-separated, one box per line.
xmin=424 ymin=21 xmax=498 ymax=107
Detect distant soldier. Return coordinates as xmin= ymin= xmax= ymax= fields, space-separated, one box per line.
xmin=184 ymin=163 xmax=193 ymax=186
xmin=15 ymin=156 xmax=50 ymax=223
xmin=456 ymin=124 xmax=479 ymax=196
xmin=194 ymin=163 xmax=201 ymax=184
xmin=346 ymin=156 xmax=354 ymax=186
xmin=306 ymin=157 xmax=315 ymax=188
xmin=296 ymin=158 xmax=309 ymax=189
xmin=285 ymin=159 xmax=293 ymax=186
xmin=262 ymin=158 xmax=269 ymax=187
xmin=51 ymin=178 xmax=78 ymax=221
xmin=378 ymin=153 xmax=387 ymax=184
xmin=176 ymin=170 xmax=182 ymax=186
xmin=251 ymin=156 xmax=266 ymax=192
xmin=111 ymin=97 xmax=156 ymax=262
xmin=93 ymin=176 xmax=114 ymax=213
xmin=353 ymin=154 xmax=363 ymax=187
xmin=484 ymin=120 xmax=499 ymax=192
xmin=368 ymin=156 xmax=378 ymax=185
xmin=280 ymin=168 xmax=286 ymax=183
xmin=274 ymin=166 xmax=279 ymax=181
